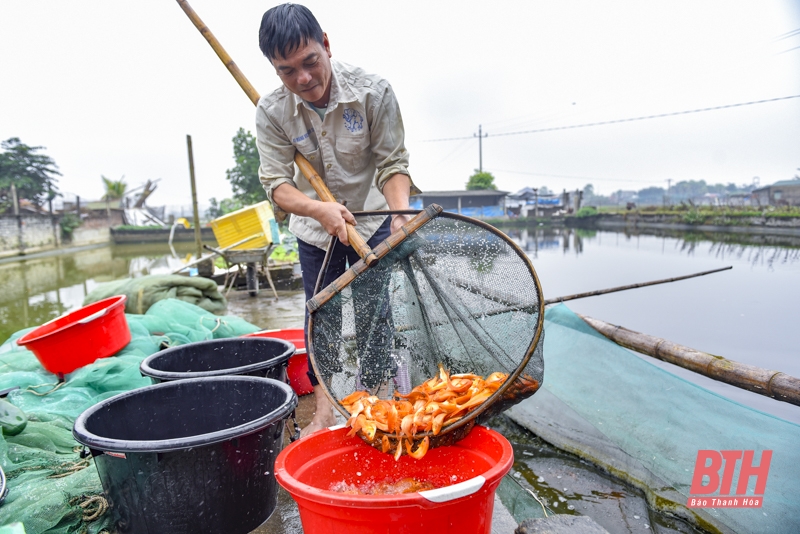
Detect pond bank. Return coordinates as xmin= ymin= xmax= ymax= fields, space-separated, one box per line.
xmin=565 ymin=212 xmax=800 ymax=237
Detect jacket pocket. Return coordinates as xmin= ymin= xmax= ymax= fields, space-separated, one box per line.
xmin=335 ymin=135 xmax=371 ymax=176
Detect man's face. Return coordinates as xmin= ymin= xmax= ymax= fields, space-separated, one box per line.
xmin=272 ymin=33 xmax=332 ymax=108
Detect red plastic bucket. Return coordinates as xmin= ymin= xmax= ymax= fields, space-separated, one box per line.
xmin=17 ymin=295 xmax=131 ymax=377
xmin=243 ymin=328 xmax=312 ymax=396
xmin=275 ymin=425 xmax=514 ymax=533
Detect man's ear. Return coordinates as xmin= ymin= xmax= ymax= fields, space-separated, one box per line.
xmin=322 ymin=32 xmax=332 ymax=58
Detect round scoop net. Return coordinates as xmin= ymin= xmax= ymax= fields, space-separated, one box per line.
xmin=308 ymin=210 xmax=544 ymax=456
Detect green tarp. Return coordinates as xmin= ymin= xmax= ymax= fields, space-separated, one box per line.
xmin=508 ymin=304 xmax=800 ymax=534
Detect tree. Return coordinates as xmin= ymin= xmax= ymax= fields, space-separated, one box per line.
xmin=637 ymin=186 xmax=665 ymax=205
xmin=671 ymin=180 xmax=707 ymax=201
xmin=466 ymin=170 xmax=497 ymax=190
xmin=0 ymin=137 xmax=61 ymax=211
xmin=206 ymin=197 xmax=244 ymax=220
xmin=101 ymin=175 xmax=127 ymax=201
xmin=226 ymin=128 xmax=263 ymax=205
xmin=539 ymin=186 xmax=551 ymax=196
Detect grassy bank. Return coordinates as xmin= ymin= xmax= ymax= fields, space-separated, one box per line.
xmin=572 ymin=205 xmax=800 ymax=227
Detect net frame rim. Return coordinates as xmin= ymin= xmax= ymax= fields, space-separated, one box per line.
xmin=306 ymin=209 xmax=546 ymax=438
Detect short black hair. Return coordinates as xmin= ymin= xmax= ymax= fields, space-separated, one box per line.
xmin=259 ymin=4 xmax=324 ymax=61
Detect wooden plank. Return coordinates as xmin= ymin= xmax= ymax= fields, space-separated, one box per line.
xmin=579 ymin=314 xmax=800 ymax=407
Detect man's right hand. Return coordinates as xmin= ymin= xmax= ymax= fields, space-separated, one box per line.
xmin=310 ymin=201 xmax=356 ymax=246
xmin=273 ymin=183 xmax=357 ymax=246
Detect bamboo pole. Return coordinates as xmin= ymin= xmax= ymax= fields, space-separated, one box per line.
xmin=176 ymin=0 xmax=260 ymax=106
xmin=579 ymin=314 xmax=800 ymax=407
xmin=293 ymin=153 xmax=377 ymax=266
xmin=544 ymin=266 xmax=732 ymax=305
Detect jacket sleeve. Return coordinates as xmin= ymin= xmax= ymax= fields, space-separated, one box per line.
xmin=255 ymin=102 xmax=297 ymax=223
xmin=369 ymin=83 xmax=420 ymax=196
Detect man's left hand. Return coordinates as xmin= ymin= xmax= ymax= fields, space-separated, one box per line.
xmin=390 ymin=213 xmax=412 ymax=234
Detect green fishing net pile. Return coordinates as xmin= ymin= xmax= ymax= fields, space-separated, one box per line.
xmin=83 ymin=275 xmax=228 ymax=315
xmin=0 ymin=299 xmax=260 ymax=534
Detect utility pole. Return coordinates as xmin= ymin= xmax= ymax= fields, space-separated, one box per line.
xmin=186 ymin=135 xmax=203 ymax=265
xmin=666 ymin=179 xmax=672 ymax=206
xmin=474 ymin=125 xmax=488 ymax=172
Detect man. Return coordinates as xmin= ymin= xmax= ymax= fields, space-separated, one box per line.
xmin=256 ymin=4 xmax=419 ymax=438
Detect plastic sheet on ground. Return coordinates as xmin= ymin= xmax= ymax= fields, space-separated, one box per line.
xmin=507 ymin=304 xmax=800 ymax=534
xmin=0 ymin=299 xmax=260 ymax=533
xmin=83 ymin=274 xmax=227 ymax=315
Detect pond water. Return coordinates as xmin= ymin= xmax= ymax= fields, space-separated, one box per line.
xmin=3 ymin=227 xmax=795 ymax=533
xmin=1 ymin=226 xmax=798 ymax=424
xmin=505 ymin=226 xmax=800 ymax=424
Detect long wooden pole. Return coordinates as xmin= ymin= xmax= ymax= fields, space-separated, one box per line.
xmin=579 ymin=314 xmax=800 ymax=407
xmin=544 ymin=266 xmax=732 ymax=305
xmin=186 ymin=135 xmax=203 ymax=263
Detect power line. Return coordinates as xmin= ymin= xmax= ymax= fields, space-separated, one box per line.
xmin=422 ymin=94 xmax=800 ymax=142
xmin=775 ymin=28 xmax=800 ymax=40
xmin=486 ymin=168 xmax=648 ymax=184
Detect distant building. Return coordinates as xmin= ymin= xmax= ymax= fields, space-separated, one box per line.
xmin=610 ymin=190 xmax=638 ymax=204
xmin=410 ymin=190 xmax=508 ymax=218
xmin=506 ymin=188 xmax=562 ymax=217
xmin=752 ymin=180 xmax=800 ymax=206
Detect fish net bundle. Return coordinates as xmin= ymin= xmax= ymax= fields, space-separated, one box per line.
xmin=308 ymin=210 xmax=545 ymax=454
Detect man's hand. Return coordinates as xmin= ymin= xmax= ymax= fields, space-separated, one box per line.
xmin=383 ymin=173 xmax=413 ymax=235
xmin=273 ymin=183 xmax=357 ymax=246
xmin=310 ymin=202 xmax=356 ymax=246
xmin=390 ymin=213 xmax=412 ymax=234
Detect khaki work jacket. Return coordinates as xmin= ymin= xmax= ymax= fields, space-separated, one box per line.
xmin=256 ymin=59 xmax=418 ymax=249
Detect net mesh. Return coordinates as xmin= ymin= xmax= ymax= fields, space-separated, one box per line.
xmin=309 ymin=211 xmax=545 ymax=451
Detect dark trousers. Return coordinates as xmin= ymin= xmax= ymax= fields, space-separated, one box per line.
xmin=299 ymin=217 xmax=393 ymax=387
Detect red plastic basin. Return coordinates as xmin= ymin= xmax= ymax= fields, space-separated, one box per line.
xmin=17 ymin=295 xmax=131 ymax=377
xmin=243 ymin=328 xmax=312 ymax=396
xmin=275 ymin=425 xmax=514 ymax=533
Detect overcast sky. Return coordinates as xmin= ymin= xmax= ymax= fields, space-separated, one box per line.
xmin=1 ymin=1 xmax=798 ymax=209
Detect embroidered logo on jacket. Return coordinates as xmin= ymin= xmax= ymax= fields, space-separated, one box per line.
xmin=343 ymin=108 xmax=364 ymax=132
xmin=292 ymin=128 xmax=315 ymax=144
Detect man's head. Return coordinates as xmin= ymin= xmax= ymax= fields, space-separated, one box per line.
xmin=259 ymin=3 xmax=332 ymax=107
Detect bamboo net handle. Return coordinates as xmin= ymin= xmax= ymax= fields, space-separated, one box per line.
xmin=579 ymin=314 xmax=800 ymax=407
xmin=293 ymin=153 xmax=377 ymax=265
xmin=307 ymin=204 xmax=444 ymax=312
xmin=177 ymin=0 xmax=376 ymax=265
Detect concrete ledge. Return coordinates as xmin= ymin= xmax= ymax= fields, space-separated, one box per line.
xmin=516 ymin=515 xmax=610 ymax=534
xmin=110 ymin=226 xmax=217 ymax=244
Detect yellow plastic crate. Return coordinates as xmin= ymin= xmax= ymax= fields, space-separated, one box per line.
xmin=210 ymin=201 xmax=280 ymax=251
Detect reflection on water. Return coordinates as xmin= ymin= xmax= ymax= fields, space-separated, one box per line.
xmin=0 ymin=243 xmax=198 ymax=343
xmin=503 ymin=226 xmax=800 ymax=268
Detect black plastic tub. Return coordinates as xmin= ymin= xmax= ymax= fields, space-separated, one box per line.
xmin=73 ymin=376 xmax=297 ymax=534
xmin=139 ymin=337 xmax=294 ymax=383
